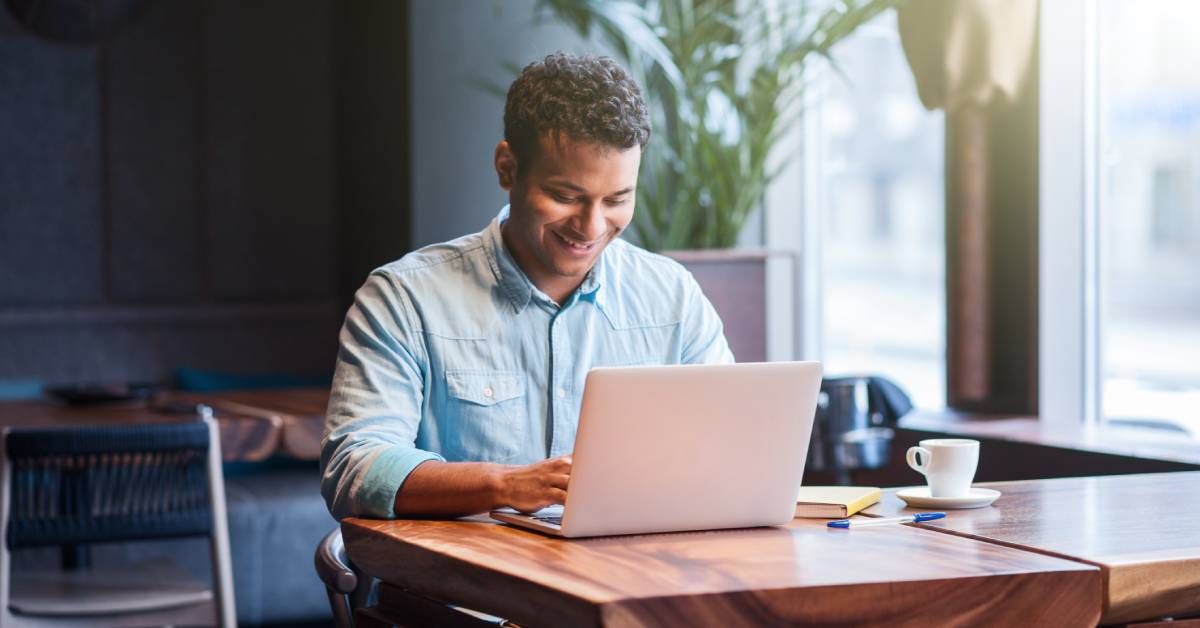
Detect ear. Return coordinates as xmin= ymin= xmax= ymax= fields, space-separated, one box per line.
xmin=494 ymin=141 xmax=518 ymax=191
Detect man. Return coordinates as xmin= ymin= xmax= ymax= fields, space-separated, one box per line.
xmin=321 ymin=53 xmax=733 ymax=521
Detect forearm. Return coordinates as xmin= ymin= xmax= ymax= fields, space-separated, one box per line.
xmin=392 ymin=459 xmax=508 ymax=516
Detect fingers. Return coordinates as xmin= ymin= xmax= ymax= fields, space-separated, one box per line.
xmin=514 ymin=488 xmax=568 ymax=513
xmin=547 ymin=473 xmax=569 ymax=490
xmin=544 ymin=455 xmax=572 ymax=472
xmin=503 ymin=459 xmax=570 ymax=511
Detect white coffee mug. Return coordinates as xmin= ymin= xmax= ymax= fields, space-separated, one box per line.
xmin=905 ymin=438 xmax=979 ymax=498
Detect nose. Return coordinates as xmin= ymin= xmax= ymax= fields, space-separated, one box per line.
xmin=577 ymin=200 xmax=607 ymax=241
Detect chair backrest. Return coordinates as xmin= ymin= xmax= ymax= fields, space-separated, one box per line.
xmin=315 ymin=527 xmax=365 ymax=628
xmin=315 ymin=528 xmax=357 ymax=595
xmin=3 ymin=421 xmax=213 ymax=550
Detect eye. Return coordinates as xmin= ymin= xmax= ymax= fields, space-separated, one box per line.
xmin=549 ymin=191 xmax=575 ymax=203
xmin=605 ymin=197 xmax=629 ymax=207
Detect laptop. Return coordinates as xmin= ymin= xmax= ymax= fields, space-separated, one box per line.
xmin=490 ymin=361 xmax=822 ymax=537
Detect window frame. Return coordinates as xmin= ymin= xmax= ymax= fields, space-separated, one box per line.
xmin=770 ymin=0 xmax=1191 ymax=432
xmin=767 ymin=34 xmax=948 ymax=401
xmin=1039 ymin=0 xmax=1103 ymax=428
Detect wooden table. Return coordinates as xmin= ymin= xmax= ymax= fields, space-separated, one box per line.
xmin=170 ymin=387 xmax=329 ymax=460
xmin=342 ymin=514 xmax=1101 ymax=627
xmin=864 ymin=472 xmax=1200 ymax=624
xmin=901 ymin=410 xmax=1200 ymax=467
xmin=0 ymin=387 xmax=329 ymax=462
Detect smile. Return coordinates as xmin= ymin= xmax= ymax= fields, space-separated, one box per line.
xmin=553 ymin=231 xmax=600 ymax=253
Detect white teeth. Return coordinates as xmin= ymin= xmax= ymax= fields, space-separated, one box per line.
xmin=558 ymin=232 xmax=595 ymax=249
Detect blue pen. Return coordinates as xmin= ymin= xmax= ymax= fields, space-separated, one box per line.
xmin=827 ymin=512 xmax=946 ymax=528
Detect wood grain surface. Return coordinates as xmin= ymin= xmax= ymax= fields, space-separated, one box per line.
xmin=0 ymin=388 xmax=328 ymax=462
xmin=865 ymin=472 xmax=1200 ymax=623
xmin=901 ymin=409 xmax=1200 ymax=466
xmin=174 ymin=387 xmax=328 ymax=459
xmin=343 ymin=515 xmax=1100 ymax=627
xmin=0 ymin=397 xmax=280 ymax=462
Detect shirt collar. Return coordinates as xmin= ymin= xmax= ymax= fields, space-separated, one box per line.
xmin=577 ymin=241 xmax=606 ymax=308
xmin=485 ymin=206 xmax=534 ymax=312
xmin=484 ymin=205 xmax=609 ymax=313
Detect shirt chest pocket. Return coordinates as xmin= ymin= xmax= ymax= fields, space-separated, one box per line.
xmin=443 ymin=370 xmax=527 ymax=462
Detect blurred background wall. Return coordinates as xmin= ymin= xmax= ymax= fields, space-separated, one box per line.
xmin=408 ymin=0 xmax=589 ymax=247
xmin=0 ymin=0 xmax=609 ymax=387
xmin=0 ymin=0 xmax=407 ymax=386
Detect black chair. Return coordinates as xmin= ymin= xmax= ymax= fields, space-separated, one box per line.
xmin=314 ymin=527 xmax=371 ymax=628
xmin=0 ymin=416 xmax=236 ymax=627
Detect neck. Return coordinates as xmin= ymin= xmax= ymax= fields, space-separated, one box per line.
xmin=542 ymin=282 xmax=580 ymax=306
xmin=500 ymin=223 xmax=585 ymax=305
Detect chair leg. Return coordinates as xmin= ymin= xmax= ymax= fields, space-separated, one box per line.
xmin=1 ymin=448 xmax=14 ymax=628
xmin=206 ymin=418 xmax=238 ymax=627
xmin=328 ymin=587 xmax=355 ymax=628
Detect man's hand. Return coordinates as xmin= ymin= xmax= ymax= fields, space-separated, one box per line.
xmin=498 ymin=455 xmax=572 ymax=513
xmin=392 ymin=455 xmax=572 ymax=517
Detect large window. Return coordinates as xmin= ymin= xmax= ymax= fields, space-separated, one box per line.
xmin=1099 ymin=1 xmax=1200 ymax=436
xmin=815 ymin=12 xmax=946 ymax=409
xmin=1043 ymin=0 xmax=1200 ymax=437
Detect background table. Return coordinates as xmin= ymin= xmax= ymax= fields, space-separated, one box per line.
xmin=342 ymin=514 xmax=1100 ymax=627
xmin=864 ymin=472 xmax=1200 ymax=624
xmin=0 ymin=387 xmax=329 ymax=462
xmin=171 ymin=387 xmax=329 ymax=459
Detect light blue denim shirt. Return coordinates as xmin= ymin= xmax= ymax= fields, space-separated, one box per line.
xmin=321 ymin=206 xmax=734 ymax=519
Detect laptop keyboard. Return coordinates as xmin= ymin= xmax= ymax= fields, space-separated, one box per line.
xmin=532 ymin=515 xmax=562 ymax=526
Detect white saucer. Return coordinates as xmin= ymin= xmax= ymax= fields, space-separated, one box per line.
xmin=896 ymin=486 xmax=1001 ymax=509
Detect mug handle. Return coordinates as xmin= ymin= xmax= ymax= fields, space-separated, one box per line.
xmin=906 ymin=446 xmax=931 ymax=476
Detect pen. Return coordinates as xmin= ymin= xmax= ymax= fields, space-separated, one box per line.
xmin=827 ymin=512 xmax=946 ymax=528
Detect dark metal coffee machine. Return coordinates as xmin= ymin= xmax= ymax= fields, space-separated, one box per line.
xmin=807 ymin=376 xmax=913 ymax=485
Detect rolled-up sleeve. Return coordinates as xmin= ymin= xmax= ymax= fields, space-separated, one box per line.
xmin=680 ymin=274 xmax=736 ymax=365
xmin=320 ymin=272 xmax=444 ymax=520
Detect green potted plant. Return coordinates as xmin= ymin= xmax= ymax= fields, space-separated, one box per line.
xmin=538 ymin=0 xmax=897 ymax=251
xmin=483 ymin=0 xmax=898 ymax=359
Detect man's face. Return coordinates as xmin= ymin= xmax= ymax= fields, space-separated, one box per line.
xmin=496 ymin=133 xmax=641 ymax=300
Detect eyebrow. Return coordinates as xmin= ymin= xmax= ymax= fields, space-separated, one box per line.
xmin=545 ymin=181 xmax=634 ymax=196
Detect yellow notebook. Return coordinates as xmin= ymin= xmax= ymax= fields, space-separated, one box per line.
xmin=794 ymin=486 xmax=881 ymax=518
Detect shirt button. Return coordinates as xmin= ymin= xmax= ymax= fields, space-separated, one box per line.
xmin=557 ymin=388 xmax=567 ymax=399
xmin=483 ymin=387 xmax=494 ymax=398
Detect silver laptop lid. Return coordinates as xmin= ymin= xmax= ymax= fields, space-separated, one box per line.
xmin=558 ymin=361 xmax=822 ymax=537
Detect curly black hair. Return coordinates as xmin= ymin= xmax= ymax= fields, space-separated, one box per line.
xmin=504 ymin=52 xmax=651 ymax=175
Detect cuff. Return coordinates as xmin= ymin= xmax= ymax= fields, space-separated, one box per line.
xmin=360 ymin=445 xmax=446 ymax=518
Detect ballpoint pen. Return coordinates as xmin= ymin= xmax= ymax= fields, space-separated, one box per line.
xmin=827 ymin=512 xmax=946 ymax=528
